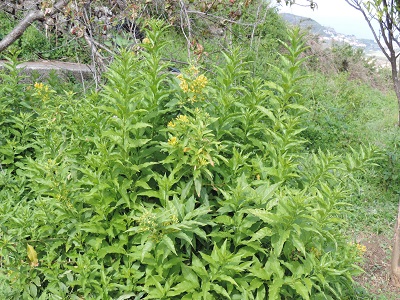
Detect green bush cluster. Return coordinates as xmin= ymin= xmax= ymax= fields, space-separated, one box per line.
xmin=0 ymin=22 xmax=380 ymax=299
xmin=300 ymin=72 xmax=365 ymax=151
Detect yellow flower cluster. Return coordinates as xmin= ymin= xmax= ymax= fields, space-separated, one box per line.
xmin=176 ymin=115 xmax=189 ymax=123
xmin=191 ymin=74 xmax=208 ymax=93
xmin=137 ymin=211 xmax=157 ymax=233
xmin=137 ymin=211 xmax=179 ymax=242
xmin=168 ymin=136 xmax=178 ymax=145
xmin=34 ymin=82 xmax=44 ymax=90
xmin=162 ymin=214 xmax=179 ymax=227
xmin=177 ymin=74 xmax=189 ymax=93
xmin=34 ymin=82 xmax=50 ymax=101
xmin=356 ymin=243 xmax=367 ymax=254
xmin=168 ymin=114 xmax=189 ymax=129
xmin=176 ymin=71 xmax=208 ymax=103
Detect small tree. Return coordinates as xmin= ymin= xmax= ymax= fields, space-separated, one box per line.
xmin=345 ymin=0 xmax=400 ymax=286
xmin=345 ymin=0 xmax=400 ymax=126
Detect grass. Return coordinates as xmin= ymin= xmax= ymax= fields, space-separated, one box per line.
xmin=302 ymin=70 xmax=400 ymax=298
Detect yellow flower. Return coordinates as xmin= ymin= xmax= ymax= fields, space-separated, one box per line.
xmin=176 ymin=115 xmax=189 ymax=123
xmin=142 ymin=37 xmax=151 ymax=44
xmin=33 ymin=82 xmax=51 ymax=101
xmin=34 ymin=82 xmax=44 ymax=90
xmin=356 ymin=243 xmax=367 ymax=254
xmin=189 ymin=74 xmax=208 ymax=95
xmin=177 ymin=74 xmax=189 ymax=93
xmin=168 ymin=136 xmax=178 ymax=145
xmin=167 ymin=121 xmax=176 ymax=128
xmin=198 ymin=157 xmax=208 ymax=166
xmin=196 ymin=74 xmax=208 ymax=87
xmin=171 ymin=214 xmax=179 ymax=223
xmin=189 ymin=95 xmax=197 ymax=103
xmin=190 ymin=65 xmax=199 ymax=76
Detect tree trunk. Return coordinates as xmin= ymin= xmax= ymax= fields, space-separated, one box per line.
xmin=391 ymin=200 xmax=400 ymax=286
xmin=390 ymin=59 xmax=400 ymax=126
xmin=394 ymin=78 xmax=400 ymax=126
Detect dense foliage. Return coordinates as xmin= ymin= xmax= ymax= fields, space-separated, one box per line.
xmin=0 ymin=21 xmax=383 ymax=299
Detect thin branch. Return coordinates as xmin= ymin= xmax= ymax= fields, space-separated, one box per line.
xmin=345 ymin=0 xmax=391 ymax=61
xmin=179 ymin=0 xmax=192 ymax=60
xmin=185 ymin=10 xmax=257 ymax=26
xmin=250 ymin=2 xmax=263 ymax=48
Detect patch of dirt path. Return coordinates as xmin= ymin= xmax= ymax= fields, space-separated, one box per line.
xmin=354 ymin=232 xmax=400 ymax=298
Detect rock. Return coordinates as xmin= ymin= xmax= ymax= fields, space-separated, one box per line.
xmin=0 ymin=60 xmax=93 ymax=83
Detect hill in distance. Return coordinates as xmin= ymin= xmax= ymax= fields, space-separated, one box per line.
xmin=280 ymin=13 xmax=380 ymax=54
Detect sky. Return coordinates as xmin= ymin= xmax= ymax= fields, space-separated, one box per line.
xmin=273 ymin=0 xmax=376 ymax=39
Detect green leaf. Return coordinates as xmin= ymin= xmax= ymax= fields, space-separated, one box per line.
xmin=211 ymin=283 xmax=231 ymax=299
xmin=175 ymin=231 xmax=193 ymax=246
xmin=217 ymin=274 xmax=238 ymax=287
xmin=79 ymin=223 xmax=107 ymax=235
xmin=194 ymin=178 xmax=202 ymax=197
xmin=168 ymin=280 xmax=197 ymax=296
xmin=214 ymin=215 xmax=234 ymax=225
xmin=162 ymin=235 xmax=177 ymax=255
xmin=250 ymin=227 xmax=273 ymax=241
xmin=29 ymin=283 xmax=38 ymax=297
xmin=266 ymin=254 xmax=284 ymax=279
xmin=191 ymin=255 xmax=208 ymax=277
xmin=255 ymin=182 xmax=280 ymax=205
xmin=117 ymin=293 xmax=139 ymax=300
xmin=268 ymin=277 xmax=284 ymax=300
xmin=256 ymin=105 xmax=276 ymax=121
xmin=292 ymin=235 xmax=306 ymax=256
xmin=272 ymin=230 xmax=291 ymax=256
xmin=247 ymin=209 xmax=280 ymax=224
xmin=293 ymin=280 xmax=310 ymax=300
xmin=98 ymin=245 xmax=126 ymax=258
xmin=141 ymin=240 xmax=154 ymax=262
xmin=182 ymin=264 xmax=200 ymax=286
xmin=129 ymin=122 xmax=153 ymax=130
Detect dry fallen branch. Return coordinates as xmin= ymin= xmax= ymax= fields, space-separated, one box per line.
xmin=0 ymin=0 xmax=70 ymax=52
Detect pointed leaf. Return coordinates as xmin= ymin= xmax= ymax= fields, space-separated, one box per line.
xmin=162 ymin=235 xmax=177 ymax=255
xmin=27 ymin=244 xmax=38 ymax=267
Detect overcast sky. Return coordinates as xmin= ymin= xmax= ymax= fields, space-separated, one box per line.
xmin=273 ymin=0 xmax=376 ymax=39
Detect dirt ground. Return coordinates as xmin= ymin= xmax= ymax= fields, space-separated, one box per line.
xmin=354 ymin=232 xmax=400 ymax=299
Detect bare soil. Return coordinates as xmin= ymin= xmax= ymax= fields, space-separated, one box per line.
xmin=354 ymin=232 xmax=400 ymax=299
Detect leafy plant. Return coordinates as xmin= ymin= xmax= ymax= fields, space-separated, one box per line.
xmin=0 ymin=22 xmax=380 ymax=299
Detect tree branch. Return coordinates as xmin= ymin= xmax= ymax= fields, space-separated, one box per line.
xmin=0 ymin=0 xmax=70 ymax=52
xmin=345 ymin=0 xmax=391 ymax=61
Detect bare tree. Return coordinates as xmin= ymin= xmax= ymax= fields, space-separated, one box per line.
xmin=344 ymin=0 xmax=400 ymax=286
xmin=345 ymin=0 xmax=400 ymax=126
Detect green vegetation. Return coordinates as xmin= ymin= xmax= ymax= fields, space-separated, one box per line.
xmin=0 ymin=11 xmax=89 ymax=62
xmin=1 ymin=6 xmax=399 ymax=300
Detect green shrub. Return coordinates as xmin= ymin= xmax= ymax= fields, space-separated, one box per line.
xmin=0 ymin=21 xmax=380 ymax=299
